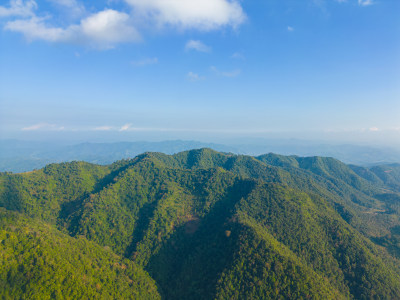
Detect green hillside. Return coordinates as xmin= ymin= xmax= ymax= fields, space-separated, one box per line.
xmin=1 ymin=149 xmax=400 ymax=299
xmin=0 ymin=209 xmax=160 ymax=300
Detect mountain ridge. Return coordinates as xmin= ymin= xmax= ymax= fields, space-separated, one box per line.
xmin=2 ymin=139 xmax=400 ymax=173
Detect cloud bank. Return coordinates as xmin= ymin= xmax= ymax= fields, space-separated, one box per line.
xmin=0 ymin=0 xmax=246 ymax=49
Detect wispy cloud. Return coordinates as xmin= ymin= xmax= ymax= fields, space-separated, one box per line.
xmin=131 ymin=57 xmax=158 ymax=67
xmin=358 ymin=0 xmax=374 ymax=6
xmin=119 ymin=123 xmax=132 ymax=131
xmin=93 ymin=126 xmax=113 ymax=131
xmin=22 ymin=123 xmax=64 ymax=131
xmin=211 ymin=66 xmax=241 ymax=78
xmin=187 ymin=71 xmax=205 ymax=81
xmin=185 ymin=40 xmax=211 ymax=53
xmin=287 ymin=26 xmax=294 ymax=32
xmin=369 ymin=127 xmax=379 ymax=132
xmin=46 ymin=0 xmax=85 ymax=17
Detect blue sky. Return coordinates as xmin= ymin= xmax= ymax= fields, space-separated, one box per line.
xmin=0 ymin=0 xmax=399 ymax=146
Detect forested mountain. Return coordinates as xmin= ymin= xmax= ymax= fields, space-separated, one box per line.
xmin=1 ymin=149 xmax=400 ymax=299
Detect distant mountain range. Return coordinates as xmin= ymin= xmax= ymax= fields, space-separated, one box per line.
xmin=1 ymin=149 xmax=400 ymax=299
xmin=1 ymin=139 xmax=400 ymax=173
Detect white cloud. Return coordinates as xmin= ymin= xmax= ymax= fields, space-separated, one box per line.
xmin=185 ymin=40 xmax=211 ymax=53
xmin=131 ymin=57 xmax=158 ymax=66
xmin=22 ymin=123 xmax=64 ymax=131
xmin=125 ymin=0 xmax=246 ymax=31
xmin=358 ymin=0 xmax=374 ymax=6
xmin=187 ymin=71 xmax=204 ymax=81
xmin=5 ymin=9 xmax=140 ymax=48
xmin=287 ymin=26 xmax=294 ymax=32
xmin=369 ymin=127 xmax=379 ymax=132
xmin=78 ymin=10 xmax=139 ymax=47
xmin=211 ymin=66 xmax=241 ymax=78
xmin=119 ymin=123 xmax=132 ymax=131
xmin=0 ymin=0 xmax=37 ymax=17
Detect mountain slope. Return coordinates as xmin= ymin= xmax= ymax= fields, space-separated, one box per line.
xmin=0 ymin=209 xmax=160 ymax=300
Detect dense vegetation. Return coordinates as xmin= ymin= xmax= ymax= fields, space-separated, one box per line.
xmin=1 ymin=148 xmax=400 ymax=299
xmin=0 ymin=209 xmax=159 ymax=299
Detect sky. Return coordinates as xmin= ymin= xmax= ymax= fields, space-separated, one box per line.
xmin=0 ymin=0 xmax=399 ymax=146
